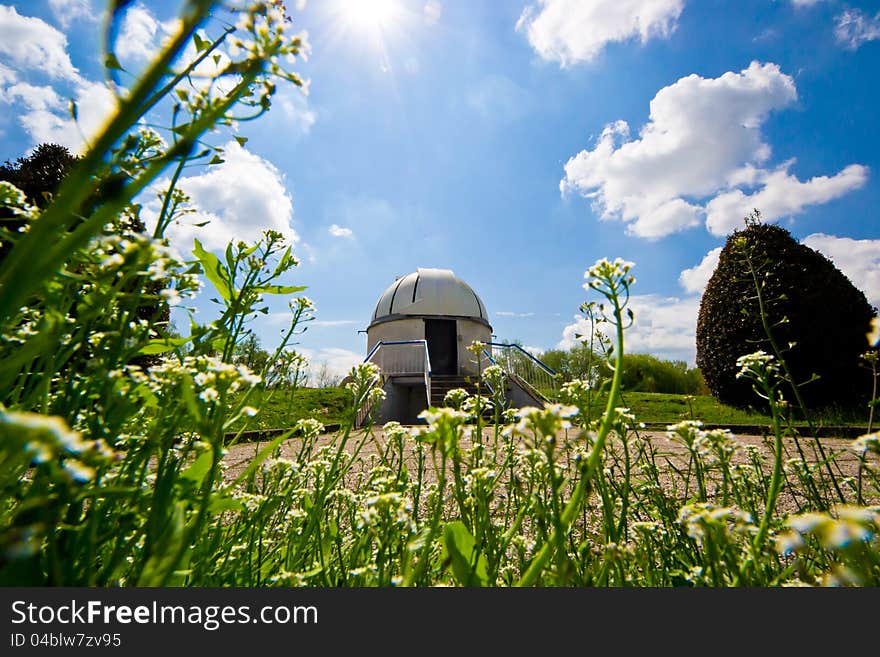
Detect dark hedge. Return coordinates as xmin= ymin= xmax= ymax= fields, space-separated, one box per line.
xmin=696 ymin=222 xmax=876 ymax=408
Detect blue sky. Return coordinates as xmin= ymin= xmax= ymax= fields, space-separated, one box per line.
xmin=2 ymin=0 xmax=879 ymax=376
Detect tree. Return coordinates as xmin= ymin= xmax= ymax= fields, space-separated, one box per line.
xmin=539 ymin=343 xmax=599 ymax=384
xmin=312 ymin=362 xmax=342 ymax=388
xmin=696 ymin=214 xmax=876 ymax=408
xmin=0 ymin=144 xmax=79 ymax=261
xmin=0 ymin=143 xmax=79 ymax=208
xmin=233 ymin=332 xmax=271 ymax=373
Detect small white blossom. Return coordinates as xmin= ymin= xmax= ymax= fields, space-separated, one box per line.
xmin=159 ymin=287 xmax=182 ymax=306
xmin=100 ymin=253 xmax=125 ymax=269
xmin=199 ymin=387 xmax=219 ymax=403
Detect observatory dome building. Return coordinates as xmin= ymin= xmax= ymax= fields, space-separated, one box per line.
xmin=368 ymin=268 xmax=492 ymax=378
xmin=359 ymin=268 xmax=557 ymax=425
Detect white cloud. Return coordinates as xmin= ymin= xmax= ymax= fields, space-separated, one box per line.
xmin=163 ymin=141 xmax=298 ymax=253
xmin=310 ymin=319 xmax=359 ymax=328
xmin=278 ymin=89 xmax=317 ymax=135
xmin=790 ymin=0 xmax=824 ymax=6
xmin=0 ymin=6 xmax=117 ymax=151
xmin=299 ymin=347 xmax=363 ymax=381
xmin=560 ymin=294 xmax=700 ymax=364
xmin=679 ymin=247 xmax=722 ymax=294
xmin=705 ymin=164 xmax=868 ymax=236
xmin=562 ymin=62 xmax=867 ymax=239
xmin=423 ymin=1 xmax=442 ymax=24
xmin=495 ymin=311 xmax=535 ymax=318
xmin=326 ymin=196 xmax=397 ymax=239
xmin=4 ymin=78 xmax=117 ymax=152
xmin=834 ymin=9 xmax=880 ymax=50
xmin=0 ymin=62 xmax=14 ymax=85
xmin=49 ymin=0 xmax=96 ymax=28
xmin=802 ymin=233 xmax=880 ymax=308
xmin=115 ymin=3 xmax=179 ymax=63
xmin=6 ymin=82 xmax=61 ymax=111
xmin=328 ymin=224 xmax=354 ymax=238
xmin=0 ymin=5 xmax=79 ymax=80
xmin=517 ymin=0 xmax=684 ymax=66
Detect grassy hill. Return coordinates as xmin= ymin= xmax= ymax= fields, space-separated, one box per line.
xmin=230 ymin=387 xmax=870 ymax=432
xmin=229 ymin=387 xmax=350 ymax=432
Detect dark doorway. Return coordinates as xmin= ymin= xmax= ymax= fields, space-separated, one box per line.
xmin=425 ymin=319 xmax=457 ymax=375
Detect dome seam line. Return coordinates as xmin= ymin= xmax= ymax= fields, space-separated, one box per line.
xmin=387 ymin=276 xmax=405 ymax=315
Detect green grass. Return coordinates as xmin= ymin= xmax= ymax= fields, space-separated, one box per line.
xmin=229 ymin=387 xmax=350 ymax=432
xmin=608 ymin=392 xmax=771 ymax=425
xmin=583 ymin=391 xmax=870 ymax=427
xmin=230 ymin=388 xmax=870 ymax=431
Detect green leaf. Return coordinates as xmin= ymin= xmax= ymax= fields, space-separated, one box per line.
xmin=105 ymin=52 xmax=124 ymax=71
xmin=208 ymin=495 xmax=244 ymax=515
xmin=179 ymin=373 xmax=202 ymax=424
xmin=193 ymin=238 xmax=234 ymax=301
xmin=137 ymin=502 xmax=186 ymax=586
xmin=253 ymin=284 xmax=307 ymax=295
xmin=442 ymin=521 xmax=488 ymax=586
xmin=180 ymin=451 xmax=213 ymax=486
xmin=209 ymin=155 xmax=225 ymax=165
xmin=272 ymin=246 xmax=293 ymax=277
xmin=138 ymin=336 xmax=191 ymax=355
xmin=234 ymin=135 xmax=249 ymax=147
xmin=193 ymin=32 xmax=210 ymax=52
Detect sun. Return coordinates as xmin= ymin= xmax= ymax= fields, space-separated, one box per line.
xmin=325 ymin=0 xmax=414 ymax=68
xmin=338 ymin=0 xmax=401 ymax=35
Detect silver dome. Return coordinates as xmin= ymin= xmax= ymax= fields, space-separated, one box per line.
xmin=370 ymin=268 xmax=489 ymax=325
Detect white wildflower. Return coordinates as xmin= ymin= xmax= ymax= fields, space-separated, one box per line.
xmin=100 ymin=253 xmax=125 ymax=269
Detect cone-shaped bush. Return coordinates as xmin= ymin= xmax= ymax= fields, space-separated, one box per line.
xmin=696 ymin=222 xmax=876 ymax=408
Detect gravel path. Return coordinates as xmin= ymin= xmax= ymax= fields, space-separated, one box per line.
xmin=223 ymin=426 xmax=876 ymax=499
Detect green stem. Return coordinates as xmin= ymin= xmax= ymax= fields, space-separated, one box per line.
xmin=516 ymin=288 xmax=626 ymax=587
xmin=754 ymin=386 xmax=784 ymax=551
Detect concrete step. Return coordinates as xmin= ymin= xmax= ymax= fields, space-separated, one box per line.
xmin=429 ymin=374 xmax=499 ymax=407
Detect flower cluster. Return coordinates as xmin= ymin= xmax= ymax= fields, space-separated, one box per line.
xmin=851 ymin=432 xmax=880 ymax=455
xmin=678 ymin=503 xmax=755 ymax=542
xmin=584 ymin=257 xmax=635 ymax=294
xmin=1 ymin=407 xmax=117 ymax=489
xmin=777 ymin=506 xmax=880 ymax=554
xmin=146 ymin=356 xmax=261 ymax=412
xmin=443 ymin=388 xmax=470 ymax=410
xmin=735 ymin=350 xmax=779 ymax=379
xmin=503 ymin=404 xmax=578 ymax=440
xmin=0 ymin=181 xmax=37 ymax=219
xmin=559 ymin=378 xmax=591 ymax=407
xmin=481 ymin=365 xmax=507 ymax=393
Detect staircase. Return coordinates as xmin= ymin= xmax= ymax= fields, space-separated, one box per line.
xmin=429 ymin=374 xmax=481 ymax=407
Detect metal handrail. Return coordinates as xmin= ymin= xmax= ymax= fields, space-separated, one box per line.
xmin=362 ymin=339 xmax=432 ymax=410
xmin=480 ymin=342 xmax=557 ymax=403
xmin=482 ymin=342 xmax=557 ymax=376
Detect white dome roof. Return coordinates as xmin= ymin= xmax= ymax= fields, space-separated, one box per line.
xmin=370 ymin=268 xmax=489 ymax=325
